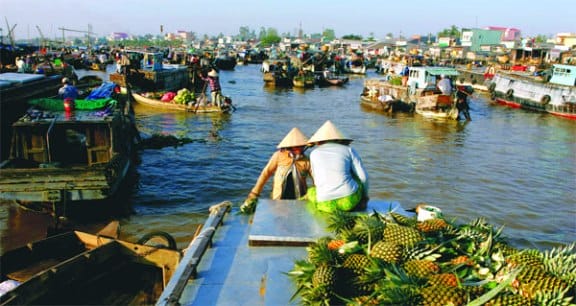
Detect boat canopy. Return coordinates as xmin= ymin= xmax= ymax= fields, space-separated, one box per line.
xmin=424 ymin=67 xmax=460 ymax=76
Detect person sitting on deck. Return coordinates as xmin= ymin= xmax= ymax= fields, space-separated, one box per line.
xmin=437 ymin=75 xmax=452 ymax=95
xmin=241 ymin=128 xmax=313 ymax=213
xmin=304 ymin=120 xmax=369 ymax=213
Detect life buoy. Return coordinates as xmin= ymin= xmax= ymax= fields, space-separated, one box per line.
xmin=505 ymin=89 xmax=514 ymax=99
xmin=541 ymin=95 xmax=551 ymax=105
xmin=488 ymin=82 xmax=496 ymax=92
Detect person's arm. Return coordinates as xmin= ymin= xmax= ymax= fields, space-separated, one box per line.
xmin=248 ymin=151 xmax=279 ymax=199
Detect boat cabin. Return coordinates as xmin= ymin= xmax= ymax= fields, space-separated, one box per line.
xmin=549 ymin=64 xmax=576 ymax=86
xmin=6 ymin=110 xmax=125 ymax=168
xmin=407 ymin=66 xmax=460 ymax=89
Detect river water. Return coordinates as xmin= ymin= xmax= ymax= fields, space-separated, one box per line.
xmin=1 ymin=64 xmax=575 ymax=253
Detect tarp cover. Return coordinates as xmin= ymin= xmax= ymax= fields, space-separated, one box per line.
xmin=28 ymin=98 xmax=116 ymax=111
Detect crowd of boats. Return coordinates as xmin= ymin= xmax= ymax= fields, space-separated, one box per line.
xmin=1 ymin=42 xmax=575 ymax=305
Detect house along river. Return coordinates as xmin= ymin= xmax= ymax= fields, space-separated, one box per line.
xmin=1 ymin=64 xmax=574 ymax=253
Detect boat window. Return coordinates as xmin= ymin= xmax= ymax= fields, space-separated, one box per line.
xmin=50 ymin=127 xmax=88 ymax=165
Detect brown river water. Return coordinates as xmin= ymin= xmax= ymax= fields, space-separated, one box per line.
xmin=1 ymin=64 xmax=575 ymax=253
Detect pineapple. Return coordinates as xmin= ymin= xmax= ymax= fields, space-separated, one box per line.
xmin=417 ymin=218 xmax=450 ymax=233
xmin=507 ymin=249 xmax=544 ymax=269
xmin=382 ymin=223 xmax=423 ymax=248
xmin=403 ymin=259 xmax=440 ymax=279
xmin=450 ymin=255 xmax=475 ymax=267
xmin=388 ymin=212 xmax=417 ymax=227
xmin=519 ymin=276 xmax=569 ymax=299
xmin=312 ymin=265 xmax=339 ymax=292
xmin=485 ymin=293 xmax=534 ymax=306
xmin=370 ymin=241 xmax=403 ymax=264
xmin=342 ymin=253 xmax=372 ymax=277
xmin=420 ymin=285 xmax=467 ymax=306
xmin=327 ymin=239 xmax=345 ymax=251
xmin=341 ymin=254 xmax=373 ymax=297
xmin=427 ymin=273 xmax=459 ymax=287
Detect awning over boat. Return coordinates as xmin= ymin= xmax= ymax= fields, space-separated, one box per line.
xmin=425 ymin=68 xmax=460 ymax=76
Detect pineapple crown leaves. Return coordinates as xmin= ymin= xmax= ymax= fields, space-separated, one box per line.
xmin=326 ymin=210 xmax=358 ymax=234
xmin=306 ymin=237 xmax=342 ymax=266
xmin=542 ymin=242 xmax=576 ymax=285
xmin=467 ymin=267 xmax=522 ymax=306
xmin=533 ymin=286 xmax=576 ymax=306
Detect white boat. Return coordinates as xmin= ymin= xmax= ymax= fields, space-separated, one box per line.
xmin=488 ymin=64 xmax=576 ymax=119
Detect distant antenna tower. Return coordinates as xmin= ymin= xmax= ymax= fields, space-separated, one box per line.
xmin=298 ymin=22 xmax=303 ymax=39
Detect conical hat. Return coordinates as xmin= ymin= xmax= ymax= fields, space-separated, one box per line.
xmin=307 ymin=120 xmax=352 ymax=143
xmin=208 ymin=69 xmax=218 ymax=77
xmin=277 ymin=127 xmax=309 ymax=149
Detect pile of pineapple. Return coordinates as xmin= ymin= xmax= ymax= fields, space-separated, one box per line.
xmin=288 ymin=209 xmax=576 ymax=305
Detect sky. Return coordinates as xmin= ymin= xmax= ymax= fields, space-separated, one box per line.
xmin=1 ymin=0 xmax=575 ymax=42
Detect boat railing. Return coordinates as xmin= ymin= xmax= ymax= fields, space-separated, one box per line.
xmin=45 ymin=117 xmax=58 ymax=163
xmin=156 ymin=201 xmax=231 ymax=306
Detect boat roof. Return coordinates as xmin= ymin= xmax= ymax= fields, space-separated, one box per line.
xmin=158 ymin=199 xmax=411 ymax=305
xmin=409 ymin=66 xmax=460 ymax=76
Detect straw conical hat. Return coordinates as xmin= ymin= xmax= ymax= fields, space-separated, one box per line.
xmin=208 ymin=69 xmax=218 ymax=77
xmin=277 ymin=127 xmax=309 ymax=149
xmin=307 ymin=120 xmax=352 ymax=143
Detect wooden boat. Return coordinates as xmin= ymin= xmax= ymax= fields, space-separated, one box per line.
xmin=488 ymin=64 xmax=576 ymax=119
xmin=362 ymin=66 xmax=461 ymax=109
xmin=263 ymin=71 xmax=292 ymax=88
xmin=0 ymin=73 xmax=62 ymax=108
xmin=415 ymin=93 xmax=459 ymax=120
xmin=0 ymin=222 xmax=197 ymax=305
xmin=131 ymin=92 xmax=234 ymax=114
xmin=0 ymin=82 xmax=140 ymax=218
xmin=109 ymin=51 xmax=189 ymax=92
xmin=292 ymin=73 xmax=315 ymax=88
xmin=360 ymin=94 xmax=414 ymax=114
xmin=316 ymin=71 xmax=349 ymax=87
xmin=213 ymin=55 xmax=237 ymax=71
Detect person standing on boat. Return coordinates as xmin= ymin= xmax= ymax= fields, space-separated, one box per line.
xmin=241 ymin=128 xmax=313 ymax=213
xmin=200 ymin=69 xmax=222 ymax=108
xmin=456 ymin=86 xmax=473 ymax=121
xmin=58 ymin=77 xmax=79 ymax=100
xmin=305 ymin=120 xmax=369 ymax=213
xmin=437 ymin=75 xmax=452 ymax=95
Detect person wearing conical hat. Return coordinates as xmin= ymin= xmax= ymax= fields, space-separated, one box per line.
xmin=305 ymin=120 xmax=369 ymax=213
xmin=199 ymin=68 xmax=222 ymax=108
xmin=241 ymin=128 xmax=313 ymax=213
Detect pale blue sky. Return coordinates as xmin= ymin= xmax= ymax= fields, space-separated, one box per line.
xmin=2 ymin=0 xmax=575 ymax=41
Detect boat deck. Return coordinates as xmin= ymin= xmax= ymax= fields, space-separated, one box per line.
xmin=159 ymin=199 xmax=408 ymax=306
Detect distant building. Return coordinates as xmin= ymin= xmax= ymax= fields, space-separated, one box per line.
xmin=461 ymin=28 xmax=504 ymax=52
xmin=485 ymin=26 xmax=521 ymax=42
xmin=109 ymin=32 xmax=129 ymax=41
xmin=555 ymin=33 xmax=576 ymax=49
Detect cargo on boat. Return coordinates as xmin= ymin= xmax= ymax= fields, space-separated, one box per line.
xmin=158 ymin=199 xmax=576 ymax=306
xmin=0 ymin=82 xmax=140 ymax=218
xmin=109 ymin=51 xmax=189 ymax=92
